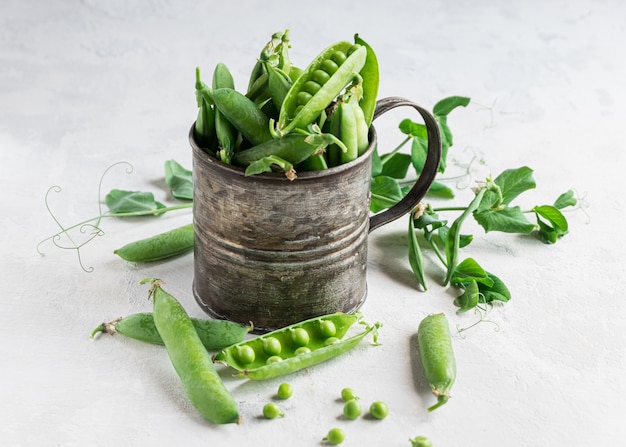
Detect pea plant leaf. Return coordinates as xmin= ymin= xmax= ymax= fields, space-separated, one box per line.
xmin=370 ymin=176 xmax=403 ymax=213
xmin=245 ymin=155 xmax=295 ymax=180
xmin=494 ymin=166 xmax=536 ymax=206
xmin=164 ymin=160 xmax=193 ymax=200
xmin=433 ymin=96 xmax=471 ymax=173
xmin=554 ymin=189 xmax=577 ymax=209
xmin=478 ymin=272 xmax=511 ymax=303
xmin=380 ymin=153 xmax=412 ymax=179
xmin=432 ymin=96 xmax=472 ymax=117
xmin=533 ymin=205 xmax=569 ymax=244
xmin=474 ymin=206 xmax=536 ymax=234
xmin=453 ymin=279 xmax=479 ymax=312
xmin=451 ymin=257 xmax=494 ymax=287
xmin=105 ymin=189 xmax=165 ymax=214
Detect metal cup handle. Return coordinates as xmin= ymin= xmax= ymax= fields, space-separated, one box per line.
xmin=368 ymin=97 xmax=442 ymax=233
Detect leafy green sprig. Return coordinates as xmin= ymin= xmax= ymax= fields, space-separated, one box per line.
xmin=37 ymin=160 xmax=193 ymax=272
xmin=371 ymin=96 xmax=579 ymax=312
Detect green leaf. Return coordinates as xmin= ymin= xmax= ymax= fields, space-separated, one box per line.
xmin=493 ymin=166 xmax=536 ymax=205
xmin=433 ymin=96 xmax=471 ymax=117
xmin=426 ymin=181 xmax=455 ymax=199
xmin=410 ymin=136 xmax=427 ymax=174
xmin=408 ymin=217 xmax=427 ymax=290
xmin=371 ymin=147 xmax=383 ymax=177
xmin=438 ymin=226 xmax=473 ymax=249
xmin=105 ymin=189 xmax=165 ymax=214
xmin=245 ymin=155 xmax=295 ymax=178
xmin=534 ymin=205 xmax=569 ymax=244
xmin=453 ymin=280 xmax=479 ymax=312
xmin=164 ymin=160 xmax=193 ymax=200
xmin=451 ymin=258 xmax=494 ymax=287
xmin=381 ymin=153 xmax=412 ymax=179
xmin=554 ymin=189 xmax=577 ymax=209
xmin=370 ymin=176 xmax=403 ymax=213
xmin=474 ymin=206 xmax=536 ymax=234
xmin=478 ymin=272 xmax=511 ymax=303
xmin=399 ymin=118 xmax=428 ymax=138
xmin=436 ymin=115 xmax=451 ymax=173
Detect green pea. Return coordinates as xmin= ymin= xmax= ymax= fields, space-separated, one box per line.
xmin=417 ymin=313 xmax=456 ymax=411
xmin=323 ymin=428 xmax=345 ymax=445
xmin=277 ymin=383 xmax=293 ymax=399
xmin=237 ymin=345 xmax=256 ymax=364
xmin=140 ymin=279 xmax=239 ymax=424
xmin=325 ymin=337 xmax=340 ymax=346
xmin=311 ymin=69 xmax=331 ymax=85
xmin=233 ymin=133 xmax=325 ymax=168
xmin=302 ymin=80 xmax=321 ymax=95
xmin=343 ymin=398 xmax=361 ymax=420
xmin=262 ymin=402 xmax=284 ymax=419
xmin=340 ymin=387 xmax=358 ymax=402
xmin=369 ymin=401 xmax=389 ymax=420
xmin=321 ymin=59 xmax=339 ymax=75
xmin=266 ymin=355 xmax=283 ymax=364
xmin=263 ymin=336 xmax=282 ymax=356
xmin=290 ymin=327 xmax=310 ymax=347
xmin=319 ymin=319 xmax=337 ymax=337
xmin=114 ymin=224 xmax=194 ymax=263
xmin=295 ymin=346 xmax=311 ymax=355
xmin=409 ymin=435 xmax=433 ymax=447
xmin=297 ymin=91 xmax=313 ymax=105
xmin=330 ymin=50 xmax=347 ymax=65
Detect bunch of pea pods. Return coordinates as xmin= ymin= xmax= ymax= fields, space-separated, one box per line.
xmin=193 ymin=30 xmax=379 ymax=178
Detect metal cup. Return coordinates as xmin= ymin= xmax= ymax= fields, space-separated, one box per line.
xmin=190 ymin=97 xmax=441 ymax=332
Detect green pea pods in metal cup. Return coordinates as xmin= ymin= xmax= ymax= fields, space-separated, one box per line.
xmin=417 ymin=313 xmax=456 ymax=411
xmin=213 ymin=312 xmax=381 ymax=380
xmin=191 ymin=97 xmax=441 ymax=331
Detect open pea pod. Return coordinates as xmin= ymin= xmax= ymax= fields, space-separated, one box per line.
xmin=213 ymin=312 xmax=381 ymax=380
xmin=276 ymin=41 xmax=367 ymax=136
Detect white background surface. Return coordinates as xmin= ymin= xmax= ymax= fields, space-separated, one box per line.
xmin=2 ymin=0 xmax=624 ymax=446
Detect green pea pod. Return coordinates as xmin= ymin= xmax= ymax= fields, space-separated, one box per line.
xmin=247 ymin=30 xmax=291 ymax=93
xmin=90 ymin=312 xmax=251 ymax=350
xmin=301 ymin=153 xmax=328 ymax=171
xmin=350 ymin=98 xmax=370 ymax=156
xmin=142 ymin=279 xmax=240 ymax=424
xmin=326 ymin=103 xmax=344 ymax=167
xmin=277 ymin=41 xmax=367 ymax=135
xmin=212 ymin=63 xmax=238 ymax=163
xmin=233 ymin=133 xmax=325 ymax=167
xmin=114 ymin=223 xmax=194 ymax=262
xmin=353 ymin=34 xmax=379 ymax=127
xmin=266 ymin=63 xmax=292 ymax=113
xmin=339 ymin=101 xmax=358 ymax=164
xmin=213 ymin=312 xmax=381 ymax=380
xmin=194 ymin=67 xmax=216 ymax=150
xmin=417 ymin=313 xmax=456 ymax=411
xmin=207 ymin=88 xmax=273 ymax=146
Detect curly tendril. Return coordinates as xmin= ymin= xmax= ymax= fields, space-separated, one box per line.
xmin=36 ymin=162 xmax=136 ymax=273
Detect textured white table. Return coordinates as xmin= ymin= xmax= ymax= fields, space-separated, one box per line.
xmin=2 ymin=1 xmax=624 ymax=446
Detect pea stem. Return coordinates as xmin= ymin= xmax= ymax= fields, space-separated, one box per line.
xmin=380 ymin=136 xmax=411 ymax=165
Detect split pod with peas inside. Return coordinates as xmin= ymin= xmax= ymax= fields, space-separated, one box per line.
xmin=276 ymin=40 xmax=367 ymax=136
xmin=213 ymin=312 xmax=381 ymax=380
